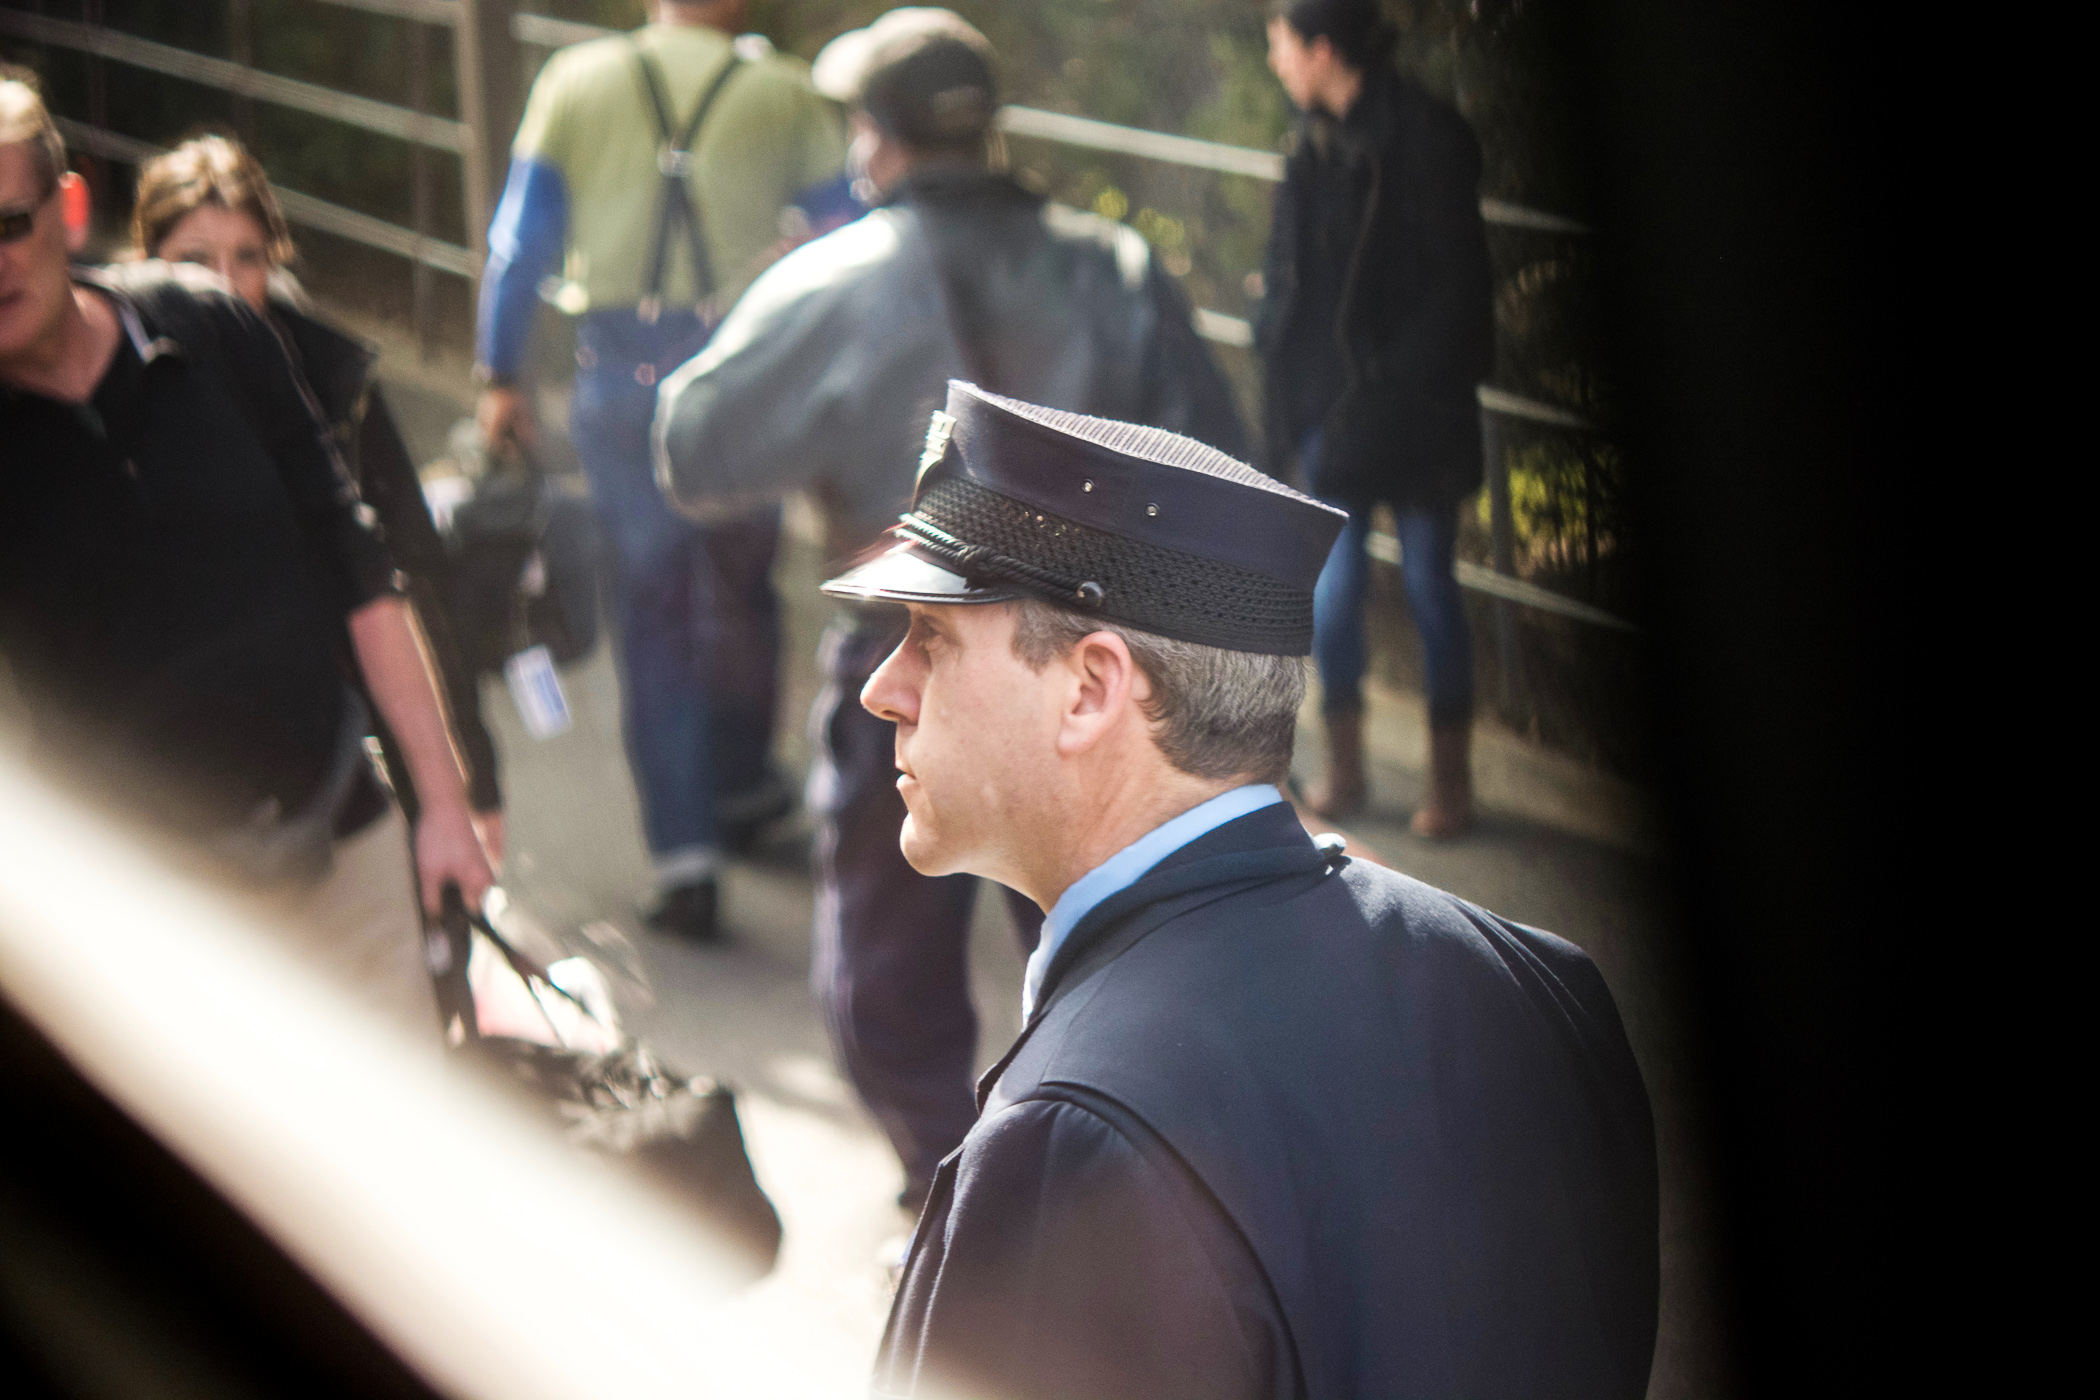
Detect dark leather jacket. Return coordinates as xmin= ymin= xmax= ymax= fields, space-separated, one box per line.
xmin=1257 ymin=70 xmax=1493 ymax=509
xmin=656 ymin=168 xmax=1246 ymax=562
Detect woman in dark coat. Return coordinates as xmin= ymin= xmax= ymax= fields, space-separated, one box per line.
xmin=132 ymin=136 xmax=505 ymax=860
xmin=1257 ymin=0 xmax=1493 ymax=835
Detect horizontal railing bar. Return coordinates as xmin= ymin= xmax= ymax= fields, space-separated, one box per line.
xmin=51 ymin=115 xmax=162 ymax=170
xmin=1364 ymin=531 xmax=1636 ymax=631
xmin=995 ymin=105 xmax=1584 ymax=233
xmin=998 ymin=105 xmax=1287 ymax=181
xmin=274 ymin=186 xmax=480 ymax=276
xmin=1476 ymin=384 xmax=1598 ymax=431
xmin=309 ymin=0 xmax=461 ymax=25
xmin=1452 ymin=560 xmax=1634 ymax=631
xmin=1193 ymin=308 xmax=1253 ymax=348
xmin=54 ymin=116 xmax=480 ymax=278
xmin=0 ymin=11 xmax=470 ymax=153
xmin=1184 ymin=314 xmax=1601 ymax=437
xmin=1478 ymin=198 xmax=1592 ymax=235
xmin=512 ymin=13 xmax=611 ymax=49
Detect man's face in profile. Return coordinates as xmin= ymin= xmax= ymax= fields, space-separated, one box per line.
xmin=0 ymin=142 xmax=70 ymax=366
xmin=860 ymin=602 xmax=1063 ymax=881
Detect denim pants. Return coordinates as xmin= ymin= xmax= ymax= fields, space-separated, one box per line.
xmin=571 ymin=309 xmax=782 ymax=885
xmin=1308 ymin=440 xmax=1475 ymax=727
xmin=807 ymin=611 xmax=1043 ymax=1198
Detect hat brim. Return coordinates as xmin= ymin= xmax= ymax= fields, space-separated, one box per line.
xmin=818 ymin=541 xmax=1021 ymax=606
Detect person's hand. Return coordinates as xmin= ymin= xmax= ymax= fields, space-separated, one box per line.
xmin=472 ymin=809 xmax=507 ymax=873
xmin=477 ymin=385 xmax=537 ymax=456
xmin=415 ymin=802 xmax=495 ymax=916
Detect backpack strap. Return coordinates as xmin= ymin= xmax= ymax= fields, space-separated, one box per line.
xmin=629 ymin=37 xmax=744 ymax=323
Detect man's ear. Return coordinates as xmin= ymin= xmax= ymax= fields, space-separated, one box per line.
xmin=1056 ymin=630 xmax=1144 ymax=758
xmin=58 ymin=172 xmax=90 ymax=252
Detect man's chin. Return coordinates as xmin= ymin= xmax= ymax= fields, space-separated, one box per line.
xmin=897 ymin=817 xmax=959 ymax=878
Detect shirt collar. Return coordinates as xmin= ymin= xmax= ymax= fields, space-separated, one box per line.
xmin=1021 ymin=783 xmax=1285 ymax=1017
xmin=73 ymin=268 xmax=184 ymax=366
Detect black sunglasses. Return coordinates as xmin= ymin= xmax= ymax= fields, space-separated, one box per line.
xmin=1 ymin=186 xmax=55 ymax=246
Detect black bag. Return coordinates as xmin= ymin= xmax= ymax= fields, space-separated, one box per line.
xmin=445 ymin=452 xmax=602 ymax=675
xmin=440 ymin=898 xmax=783 ymax=1283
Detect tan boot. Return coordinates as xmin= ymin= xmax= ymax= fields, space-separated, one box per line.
xmin=1307 ymin=706 xmax=1368 ymax=819
xmin=1410 ymin=721 xmax=1473 ymax=839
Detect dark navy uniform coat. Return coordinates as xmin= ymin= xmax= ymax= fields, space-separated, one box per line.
xmin=873 ymin=803 xmax=1657 ymax=1400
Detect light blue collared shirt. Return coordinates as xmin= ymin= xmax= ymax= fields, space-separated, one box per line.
xmin=1021 ymin=784 xmax=1285 ymax=1017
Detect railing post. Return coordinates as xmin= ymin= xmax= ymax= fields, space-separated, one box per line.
xmin=80 ymin=0 xmax=108 ymax=202
xmin=228 ymin=0 xmax=256 ymax=143
xmin=407 ymin=14 xmax=434 ymax=362
xmin=1483 ymin=402 xmax=1522 ymax=716
xmin=451 ymin=0 xmax=520 ymax=267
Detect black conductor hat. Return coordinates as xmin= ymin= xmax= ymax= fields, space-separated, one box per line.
xmin=820 ymin=382 xmax=1349 ymax=656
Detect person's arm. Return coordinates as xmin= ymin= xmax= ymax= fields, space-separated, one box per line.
xmin=474 ymin=155 xmax=570 ymax=453
xmin=653 ymin=221 xmax=879 ymax=519
xmin=347 ymin=598 xmax=492 ymax=910
xmin=356 ymin=389 xmax=504 ymax=836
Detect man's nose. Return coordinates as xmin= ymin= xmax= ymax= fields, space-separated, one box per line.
xmin=860 ymin=641 xmax=919 ymax=726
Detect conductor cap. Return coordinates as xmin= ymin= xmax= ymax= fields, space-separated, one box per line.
xmin=820 ymin=383 xmax=1349 ymax=656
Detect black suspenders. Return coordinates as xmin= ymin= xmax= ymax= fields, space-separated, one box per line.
xmin=628 ymin=39 xmax=744 ymax=323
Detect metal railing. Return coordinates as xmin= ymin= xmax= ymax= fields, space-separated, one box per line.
xmin=0 ymin=8 xmax=469 ymax=151
xmin=2 ymin=1 xmax=1627 ymax=635
xmin=51 ymin=115 xmax=479 ymax=277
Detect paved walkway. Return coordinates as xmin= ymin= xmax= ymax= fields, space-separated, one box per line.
xmin=382 ymin=359 xmax=1731 ymax=1398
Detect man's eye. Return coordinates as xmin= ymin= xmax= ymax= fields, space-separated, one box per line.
xmin=908 ymin=620 xmax=945 ymax=655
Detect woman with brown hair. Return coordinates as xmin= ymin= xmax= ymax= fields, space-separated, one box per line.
xmin=132 ymin=134 xmax=505 ymax=862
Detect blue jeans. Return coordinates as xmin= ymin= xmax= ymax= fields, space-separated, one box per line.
xmin=1309 ymin=443 xmax=1474 ymax=727
xmin=571 ymin=309 xmax=782 ymax=884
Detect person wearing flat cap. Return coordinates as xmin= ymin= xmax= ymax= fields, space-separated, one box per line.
xmin=838 ymin=383 xmax=1660 ymax=1400
xmin=656 ymin=9 xmax=1246 ymax=1215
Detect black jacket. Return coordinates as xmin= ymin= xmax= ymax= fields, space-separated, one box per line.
xmin=656 ymin=168 xmax=1247 ymax=561
xmin=267 ymin=279 xmax=502 ymax=814
xmin=876 ymin=803 xmax=1658 ymax=1400
xmin=1257 ymin=70 xmax=1494 ymax=510
xmin=1 ymin=263 xmax=395 ymax=833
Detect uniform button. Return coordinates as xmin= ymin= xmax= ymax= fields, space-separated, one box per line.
xmin=1082 ymin=479 xmax=1094 ymax=492
xmin=1145 ymin=503 xmax=1159 ymax=517
xmin=634 ymin=362 xmax=658 ymax=387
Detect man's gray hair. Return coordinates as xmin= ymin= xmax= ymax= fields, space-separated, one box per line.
xmin=1009 ymin=597 xmax=1304 ymax=785
xmin=0 ymin=71 xmax=68 ymax=199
